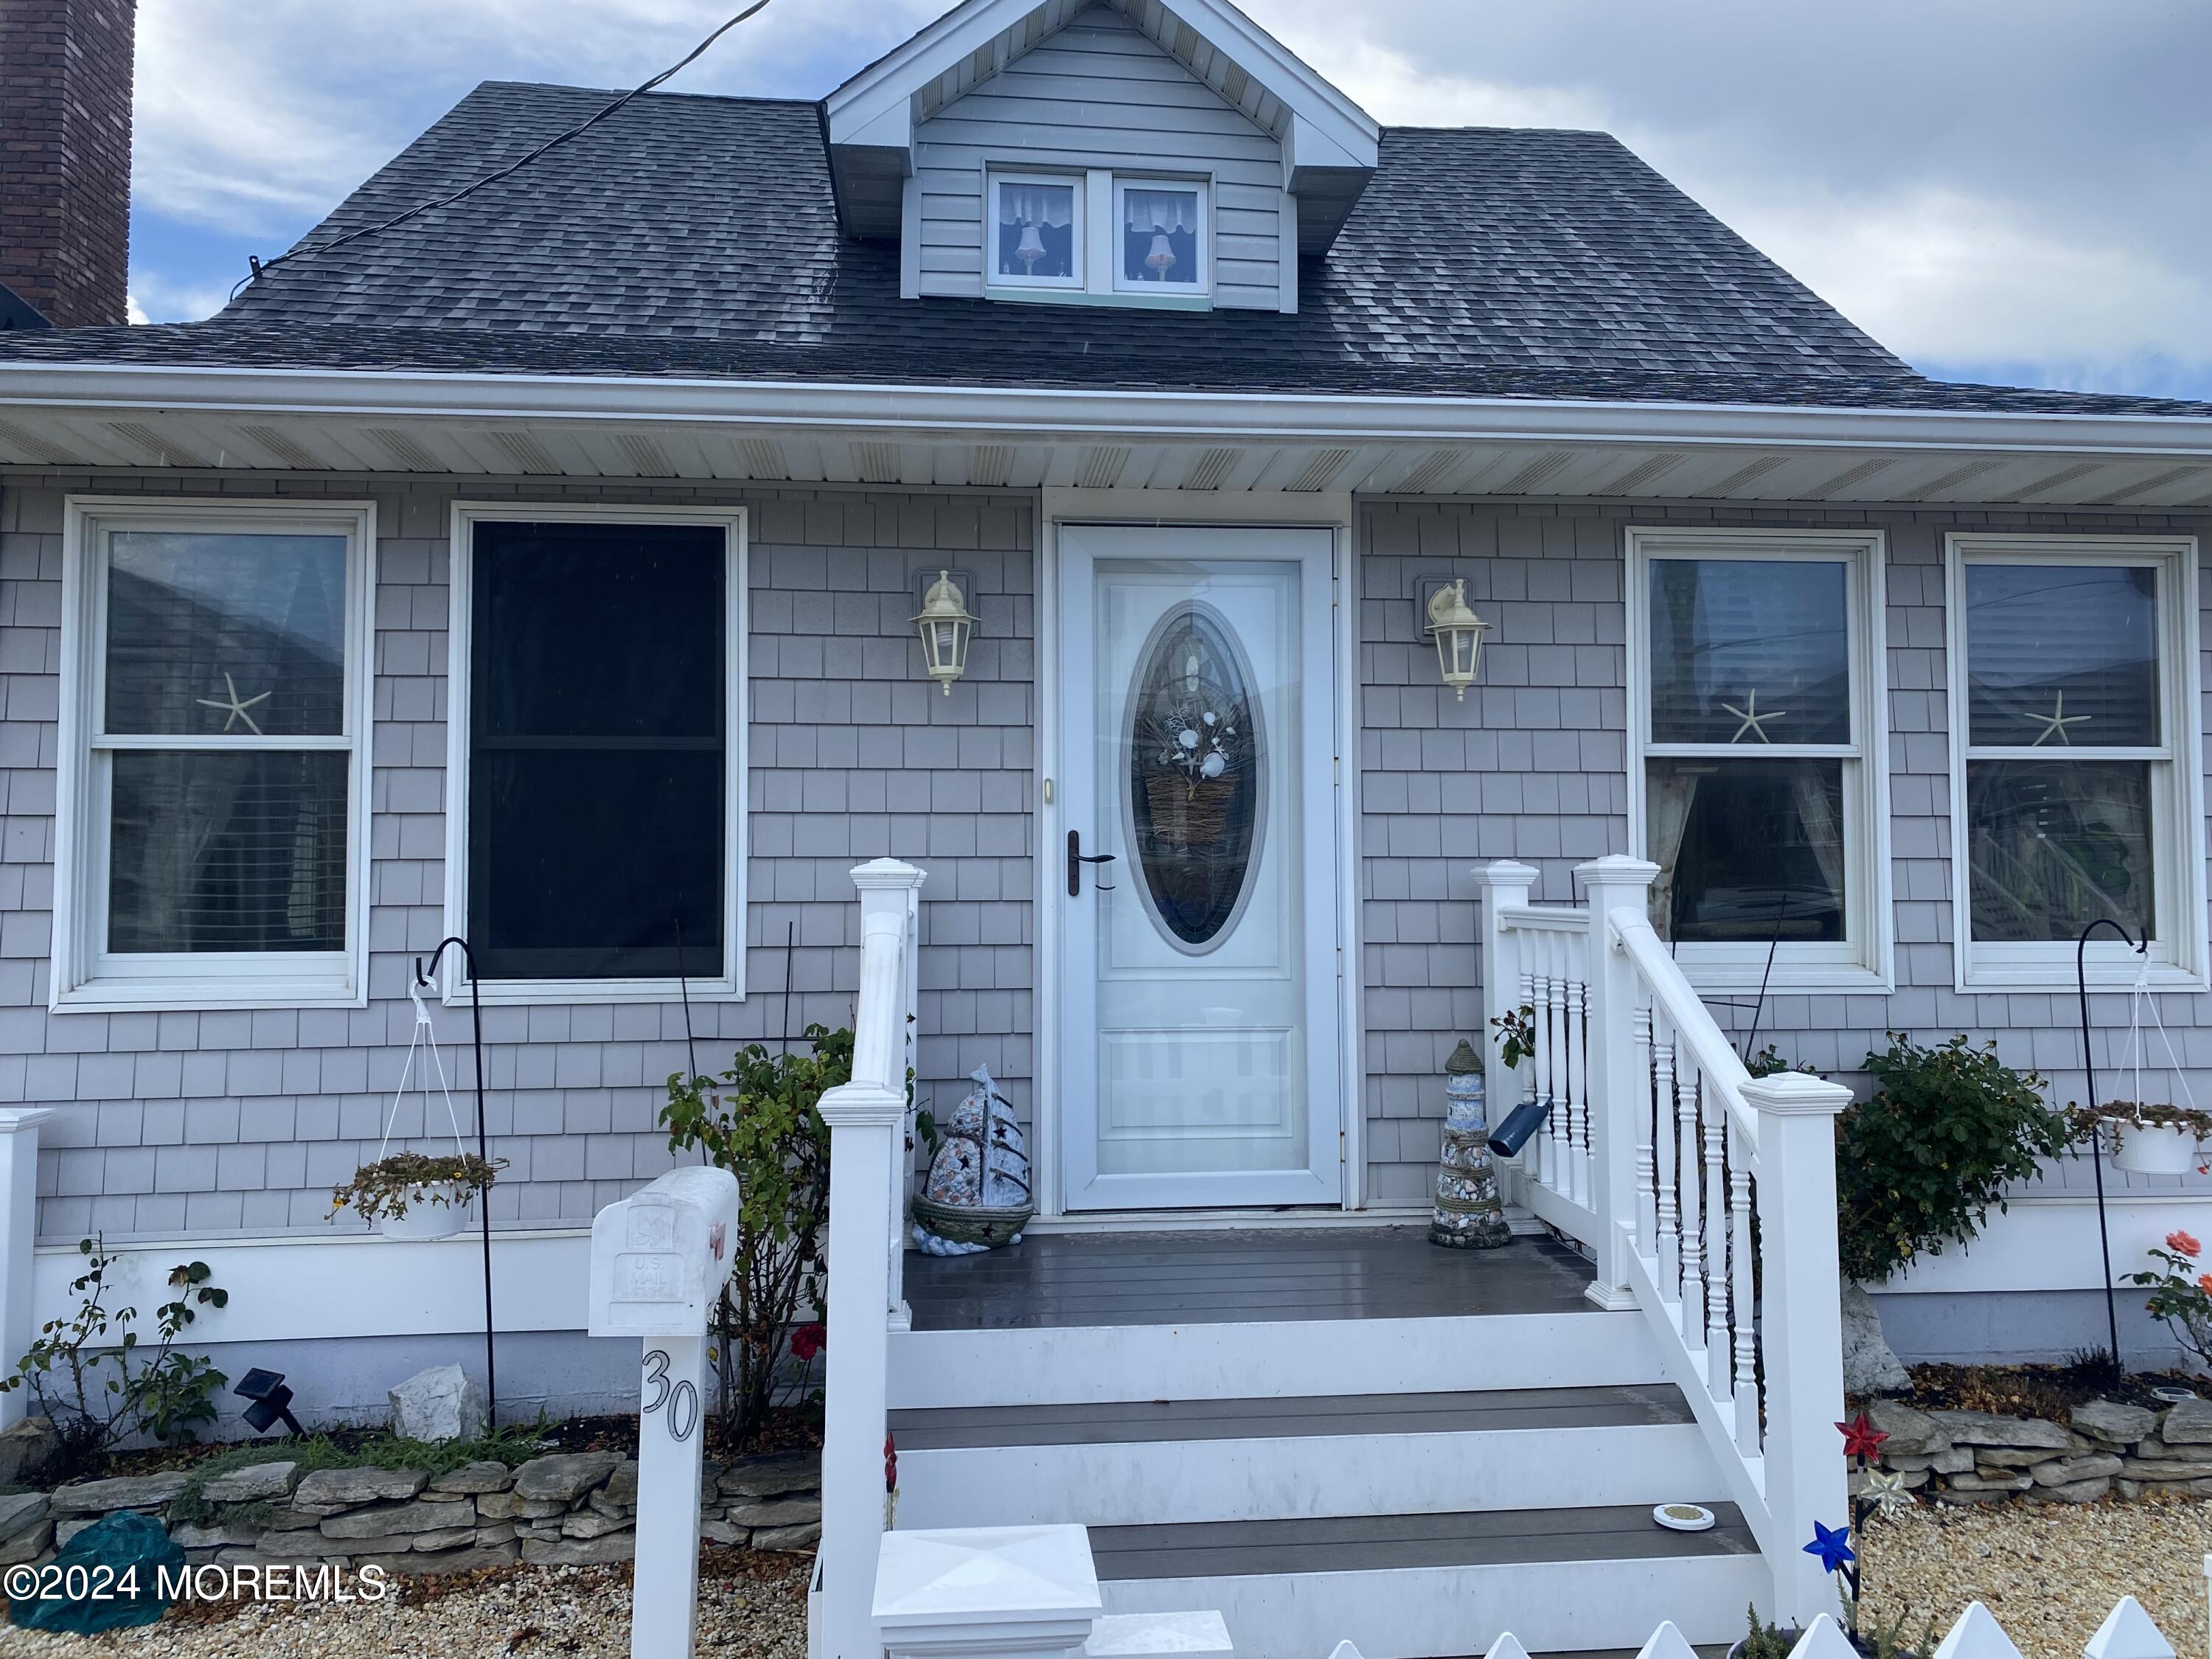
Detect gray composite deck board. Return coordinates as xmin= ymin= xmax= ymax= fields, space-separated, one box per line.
xmin=904 ymin=1228 xmax=1599 ymax=1332
xmin=890 ymin=1382 xmax=1691 ymax=1449
xmin=1088 ymin=1503 xmax=1758 ymax=1581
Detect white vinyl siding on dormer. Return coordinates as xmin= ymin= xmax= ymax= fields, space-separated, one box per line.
xmin=907 ymin=6 xmax=1289 ymax=311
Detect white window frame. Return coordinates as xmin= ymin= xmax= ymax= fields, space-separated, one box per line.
xmin=1111 ymin=175 xmax=1211 ymax=296
xmin=986 ymin=170 xmax=1087 ymax=292
xmin=444 ymin=501 xmax=748 ymax=1007
xmin=54 ymin=495 xmax=377 ymax=1012
xmin=1944 ymin=532 xmax=2206 ymax=992
xmin=1625 ymin=526 xmax=1892 ymax=994
xmin=983 ymin=167 xmax=1213 ymax=309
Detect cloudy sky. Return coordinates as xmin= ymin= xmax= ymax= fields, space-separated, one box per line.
xmin=131 ymin=0 xmax=2212 ymax=400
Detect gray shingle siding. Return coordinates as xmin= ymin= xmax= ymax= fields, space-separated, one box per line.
xmin=1 ymin=478 xmax=1033 ymax=1242
xmin=8 ymin=477 xmax=2212 ymax=1236
xmin=1357 ymin=498 xmax=2212 ymax=1208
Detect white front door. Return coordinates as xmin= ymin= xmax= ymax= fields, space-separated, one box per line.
xmin=1058 ymin=524 xmax=1343 ymax=1211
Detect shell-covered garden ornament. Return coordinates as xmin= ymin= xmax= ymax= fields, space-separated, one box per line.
xmin=1430 ymin=1038 xmax=1512 ymax=1249
xmin=913 ymin=1065 xmax=1035 ymax=1255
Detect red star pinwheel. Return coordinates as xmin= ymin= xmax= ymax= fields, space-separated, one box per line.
xmin=1837 ymin=1411 xmax=1888 ymax=1463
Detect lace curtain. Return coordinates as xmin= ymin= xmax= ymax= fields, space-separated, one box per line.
xmin=1123 ymin=188 xmax=1198 ymax=233
xmin=997 ymin=183 xmax=1073 ymax=227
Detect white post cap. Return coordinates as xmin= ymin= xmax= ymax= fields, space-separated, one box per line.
xmin=875 ymin=1525 xmax=1102 ymax=1659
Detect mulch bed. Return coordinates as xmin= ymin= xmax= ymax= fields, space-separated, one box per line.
xmin=1891 ymin=1360 xmax=2204 ymax=1420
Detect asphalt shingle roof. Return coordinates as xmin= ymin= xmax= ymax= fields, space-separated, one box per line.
xmin=2 ymin=80 xmax=2205 ymax=417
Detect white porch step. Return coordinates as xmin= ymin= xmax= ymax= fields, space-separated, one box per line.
xmin=893 ymin=1384 xmax=1714 ymax=1528
xmin=888 ymin=1308 xmax=1664 ymax=1410
xmin=1091 ymin=1505 xmax=1764 ymax=1658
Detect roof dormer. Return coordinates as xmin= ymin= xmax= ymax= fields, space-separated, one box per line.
xmin=824 ymin=0 xmax=1378 ymax=315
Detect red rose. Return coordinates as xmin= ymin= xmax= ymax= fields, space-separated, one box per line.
xmin=790 ymin=1322 xmax=827 ymax=1360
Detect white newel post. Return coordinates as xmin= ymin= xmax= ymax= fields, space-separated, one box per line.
xmin=1574 ymin=857 xmax=1657 ymax=1312
xmin=0 ymin=1108 xmax=53 ymax=1430
xmin=820 ymin=858 xmax=927 ymax=1659
xmin=586 ymin=1166 xmax=744 ymax=1659
xmin=1742 ymin=1071 xmax=1851 ymax=1625
xmin=1472 ymin=863 xmax=1537 ymax=1206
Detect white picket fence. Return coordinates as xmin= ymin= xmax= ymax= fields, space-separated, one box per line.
xmin=1336 ymin=1585 xmax=2208 ymax=1659
xmin=1478 ymin=855 xmax=1854 ymax=1621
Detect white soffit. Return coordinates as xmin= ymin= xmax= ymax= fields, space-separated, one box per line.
xmin=3 ymin=373 xmax=2212 ymax=509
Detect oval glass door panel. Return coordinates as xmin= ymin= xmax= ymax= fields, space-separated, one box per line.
xmin=1126 ymin=604 xmax=1261 ymax=950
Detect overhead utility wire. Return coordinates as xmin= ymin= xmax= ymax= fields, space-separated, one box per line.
xmin=231 ymin=0 xmax=776 ymax=300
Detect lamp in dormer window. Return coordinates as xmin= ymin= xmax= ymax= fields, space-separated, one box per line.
xmin=914 ymin=569 xmax=976 ymax=695
xmin=1425 ymin=579 xmax=1490 ymax=701
xmin=1015 ymin=220 xmax=1047 ymax=274
xmin=1144 ymin=232 xmax=1177 ymax=279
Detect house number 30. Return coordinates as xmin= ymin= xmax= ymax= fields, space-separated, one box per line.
xmin=641 ymin=1349 xmax=699 ymax=1443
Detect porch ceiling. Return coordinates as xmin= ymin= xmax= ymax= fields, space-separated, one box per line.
xmin=3 ymin=369 xmax=2211 ymax=509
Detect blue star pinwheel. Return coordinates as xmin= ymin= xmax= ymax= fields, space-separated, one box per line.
xmin=1803 ymin=1521 xmax=1854 ymax=1573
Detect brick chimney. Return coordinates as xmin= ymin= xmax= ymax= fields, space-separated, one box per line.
xmin=0 ymin=0 xmax=137 ymax=329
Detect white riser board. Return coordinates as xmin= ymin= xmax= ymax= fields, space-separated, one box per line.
xmin=1100 ymin=1554 xmax=1768 ymax=1658
xmin=888 ymin=1312 xmax=1661 ymax=1410
xmin=898 ymin=1422 xmax=1719 ymax=1528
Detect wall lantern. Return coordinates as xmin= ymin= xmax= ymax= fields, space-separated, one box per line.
xmin=914 ymin=568 xmax=977 ymax=695
xmin=1425 ymin=578 xmax=1491 ymax=701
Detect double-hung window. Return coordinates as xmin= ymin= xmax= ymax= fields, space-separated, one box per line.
xmin=1947 ymin=533 xmax=2204 ymax=989
xmin=446 ymin=505 xmax=747 ymax=1003
xmin=1628 ymin=528 xmax=1889 ymax=990
xmin=56 ymin=498 xmax=375 ymax=1010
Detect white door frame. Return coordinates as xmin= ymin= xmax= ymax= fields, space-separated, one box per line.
xmin=1033 ymin=488 xmax=1362 ymax=1217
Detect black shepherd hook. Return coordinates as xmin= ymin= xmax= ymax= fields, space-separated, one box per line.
xmin=415 ymin=936 xmax=496 ymax=1422
xmin=2076 ymin=917 xmax=2148 ymax=1378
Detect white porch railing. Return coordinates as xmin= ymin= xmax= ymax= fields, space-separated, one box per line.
xmin=1477 ymin=856 xmax=1853 ymax=1625
xmin=815 ymin=857 xmax=926 ymax=1659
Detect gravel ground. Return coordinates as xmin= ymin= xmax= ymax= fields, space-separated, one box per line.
xmin=1860 ymin=1495 xmax=2212 ymax=1655
xmin=3 ymin=1502 xmax=2204 ymax=1659
xmin=0 ymin=1551 xmax=810 ymax=1658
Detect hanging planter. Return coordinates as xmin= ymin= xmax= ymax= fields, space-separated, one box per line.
xmin=2116 ymin=1120 xmax=2203 ymax=1177
xmin=2070 ymin=1102 xmax=2212 ymax=1176
xmin=333 ymin=1152 xmax=504 ymax=1239
xmin=2067 ymin=956 xmax=2212 ymax=1180
xmin=332 ymin=977 xmax=506 ymax=1239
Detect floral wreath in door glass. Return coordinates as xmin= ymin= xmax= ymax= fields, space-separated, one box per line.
xmin=1125 ymin=602 xmax=1264 ymax=950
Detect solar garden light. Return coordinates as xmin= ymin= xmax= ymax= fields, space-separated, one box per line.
xmin=914 ymin=569 xmax=976 ymax=695
xmin=232 ymin=1368 xmax=305 ymax=1436
xmin=1424 ymin=578 xmax=1490 ymax=701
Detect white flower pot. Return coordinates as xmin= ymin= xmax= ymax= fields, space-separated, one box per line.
xmin=2113 ymin=1121 xmax=2200 ymax=1176
xmin=378 ymin=1181 xmax=473 ymax=1239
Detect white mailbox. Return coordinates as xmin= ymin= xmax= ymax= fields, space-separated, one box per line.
xmin=587 ymin=1166 xmax=741 ymax=1339
xmin=588 ymin=1166 xmax=742 ymax=1659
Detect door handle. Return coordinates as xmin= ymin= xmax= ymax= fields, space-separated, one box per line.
xmin=1068 ymin=830 xmax=1117 ymax=896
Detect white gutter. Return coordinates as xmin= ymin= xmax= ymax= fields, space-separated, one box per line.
xmin=3 ymin=361 xmax=2212 ymax=460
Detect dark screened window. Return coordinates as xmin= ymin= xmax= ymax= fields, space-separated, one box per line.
xmin=469 ymin=521 xmax=726 ymax=980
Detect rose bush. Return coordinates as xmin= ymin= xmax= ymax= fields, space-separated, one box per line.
xmin=2126 ymin=1228 xmax=2212 ymax=1367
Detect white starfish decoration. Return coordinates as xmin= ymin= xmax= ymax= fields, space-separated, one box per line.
xmin=1859 ymin=1467 xmax=1916 ymax=1520
xmin=195 ymin=672 xmax=271 ymax=735
xmin=1719 ymin=689 xmax=1785 ymax=743
xmin=2025 ymin=690 xmax=2091 ymax=746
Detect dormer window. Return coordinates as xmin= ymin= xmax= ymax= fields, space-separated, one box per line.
xmin=984 ymin=168 xmax=1211 ymax=307
xmin=1117 ymin=181 xmax=1206 ymax=291
xmin=992 ymin=174 xmax=1082 ymax=288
